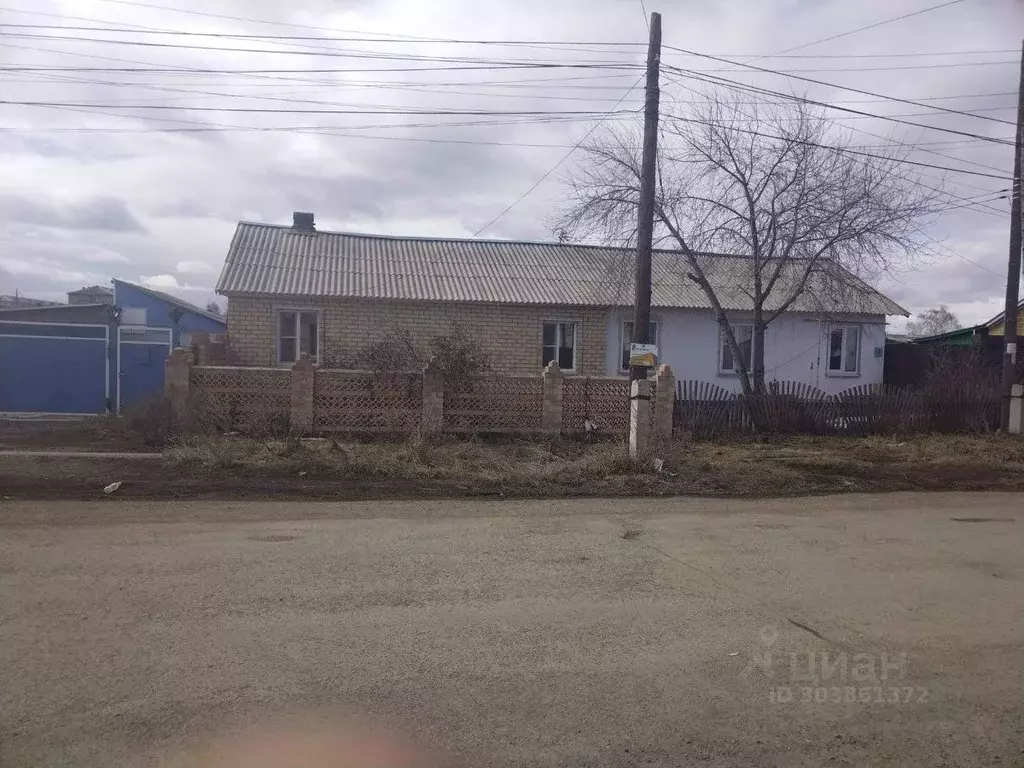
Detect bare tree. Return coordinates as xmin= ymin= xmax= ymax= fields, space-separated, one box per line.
xmin=205 ymin=300 xmax=223 ymax=316
xmin=905 ymin=305 xmax=960 ymax=337
xmin=557 ymin=92 xmax=937 ymax=396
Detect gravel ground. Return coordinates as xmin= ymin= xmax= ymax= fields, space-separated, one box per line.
xmin=1 ymin=493 xmax=1022 ymax=767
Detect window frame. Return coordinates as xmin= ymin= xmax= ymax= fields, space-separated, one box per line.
xmin=825 ymin=323 xmax=862 ymax=377
xmin=718 ymin=322 xmax=754 ymax=376
xmin=619 ymin=319 xmax=660 ymax=373
xmin=541 ymin=320 xmax=579 ymax=373
xmin=276 ymin=308 xmax=321 ymax=366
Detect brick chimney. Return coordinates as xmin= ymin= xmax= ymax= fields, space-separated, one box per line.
xmin=292 ymin=211 xmax=315 ymax=232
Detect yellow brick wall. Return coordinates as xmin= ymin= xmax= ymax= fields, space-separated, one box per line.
xmin=226 ymin=296 xmax=612 ymax=375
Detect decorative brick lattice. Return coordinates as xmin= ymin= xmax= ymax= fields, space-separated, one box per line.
xmin=190 ymin=366 xmax=290 ymax=430
xmin=443 ymin=376 xmax=543 ymax=433
xmin=314 ymin=370 xmax=422 ymax=432
xmin=562 ymin=377 xmax=630 ymax=435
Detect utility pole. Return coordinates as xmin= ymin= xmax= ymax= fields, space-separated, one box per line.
xmin=629 ymin=11 xmax=662 ymax=382
xmin=1000 ymin=39 xmax=1023 ymax=429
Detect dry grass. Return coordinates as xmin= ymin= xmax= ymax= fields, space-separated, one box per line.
xmin=160 ymin=432 xmax=1024 ymax=499
xmin=166 ymin=434 xmax=650 ymax=494
xmin=5 ymin=426 xmax=1023 ymax=500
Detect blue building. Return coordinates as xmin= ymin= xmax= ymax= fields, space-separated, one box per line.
xmin=0 ymin=280 xmax=225 ymax=414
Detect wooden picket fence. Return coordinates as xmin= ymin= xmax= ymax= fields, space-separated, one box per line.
xmin=674 ymin=379 xmax=1002 ymax=437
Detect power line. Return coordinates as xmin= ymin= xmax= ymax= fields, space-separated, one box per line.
xmin=5 ymin=31 xmax=1015 ymax=72
xmin=770 ymin=0 xmax=969 ymax=56
xmin=0 ymin=31 xmax=649 ymax=65
xmin=0 ymin=99 xmax=641 ymax=117
xmin=656 ymin=104 xmax=1012 ymax=180
xmin=662 ymin=50 xmax=1018 ymax=127
xmin=2 ymin=23 xmax=1019 ymax=60
xmin=471 ymin=75 xmax=646 ymax=235
xmin=663 ymin=67 xmax=1016 ymax=145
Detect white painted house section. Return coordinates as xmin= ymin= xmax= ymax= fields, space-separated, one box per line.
xmin=602 ymin=309 xmax=886 ymax=395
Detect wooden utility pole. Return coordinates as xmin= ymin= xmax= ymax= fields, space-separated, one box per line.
xmin=629 ymin=11 xmax=662 ymax=381
xmin=1000 ymin=39 xmax=1023 ymax=429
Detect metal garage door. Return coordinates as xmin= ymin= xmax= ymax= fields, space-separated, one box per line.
xmin=117 ymin=327 xmax=171 ymax=411
xmin=0 ymin=321 xmax=109 ymax=414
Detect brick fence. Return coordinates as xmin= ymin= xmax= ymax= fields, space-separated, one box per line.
xmin=166 ymin=349 xmax=676 ymax=439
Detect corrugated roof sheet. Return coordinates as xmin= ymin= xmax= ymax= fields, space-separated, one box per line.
xmin=217 ymin=222 xmax=908 ymax=316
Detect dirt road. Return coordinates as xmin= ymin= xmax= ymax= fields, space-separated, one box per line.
xmin=1 ymin=493 xmax=1021 ymax=767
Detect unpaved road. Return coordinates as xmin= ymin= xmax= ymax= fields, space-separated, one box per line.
xmin=1 ymin=493 xmax=1022 ymax=767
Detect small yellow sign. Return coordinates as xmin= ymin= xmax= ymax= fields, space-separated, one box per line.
xmin=628 ymin=343 xmax=658 ymax=368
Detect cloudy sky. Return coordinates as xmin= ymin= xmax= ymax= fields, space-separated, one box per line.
xmin=0 ymin=0 xmax=1021 ymax=329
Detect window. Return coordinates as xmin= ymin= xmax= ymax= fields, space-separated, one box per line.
xmin=542 ymin=322 xmax=577 ymax=371
xmin=278 ymin=310 xmax=318 ymax=364
xmin=620 ymin=320 xmax=659 ymax=371
xmin=719 ymin=324 xmax=753 ymax=374
xmin=827 ymin=325 xmax=860 ymax=375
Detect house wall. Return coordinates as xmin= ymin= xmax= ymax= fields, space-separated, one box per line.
xmin=602 ymin=308 xmax=887 ymax=394
xmin=113 ymin=280 xmax=224 ymax=347
xmin=987 ymin=315 xmax=1024 ymax=337
xmin=225 ymin=296 xmax=612 ymax=375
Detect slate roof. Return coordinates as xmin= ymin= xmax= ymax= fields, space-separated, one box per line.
xmin=216 ymin=222 xmax=908 ymax=316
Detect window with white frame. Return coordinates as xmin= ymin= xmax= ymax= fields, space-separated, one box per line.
xmin=542 ymin=321 xmax=577 ymax=370
xmin=278 ymin=310 xmax=318 ymax=364
xmin=620 ymin=320 xmax=659 ymax=371
xmin=719 ymin=323 xmax=753 ymax=374
xmin=827 ymin=325 xmax=860 ymax=375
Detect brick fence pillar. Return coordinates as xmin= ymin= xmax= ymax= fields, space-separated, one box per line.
xmin=165 ymin=347 xmax=192 ymax=411
xmin=653 ymin=364 xmax=676 ymax=441
xmin=541 ymin=361 xmax=564 ymax=434
xmin=1010 ymin=383 xmax=1023 ymax=435
xmin=290 ymin=354 xmax=315 ymax=434
xmin=629 ymin=378 xmax=651 ymax=458
xmin=422 ymin=358 xmax=444 ymax=435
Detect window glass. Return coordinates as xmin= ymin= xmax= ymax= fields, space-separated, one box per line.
xmin=279 ymin=336 xmax=296 ymax=364
xmin=299 ymin=312 xmax=318 ymax=357
xmin=621 ymin=321 xmax=658 ymax=370
xmin=279 ymin=311 xmax=296 ymax=338
xmin=541 ymin=323 xmax=557 ymax=366
xmin=721 ymin=323 xmax=752 ymax=373
xmin=558 ymin=323 xmax=575 ymax=370
xmin=844 ymin=326 xmax=860 ymax=372
xmin=736 ymin=325 xmax=753 ymax=370
xmin=829 ymin=328 xmax=844 ymax=371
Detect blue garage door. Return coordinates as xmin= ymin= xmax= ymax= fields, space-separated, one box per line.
xmin=0 ymin=323 xmax=108 ymax=414
xmin=118 ymin=327 xmax=171 ymax=411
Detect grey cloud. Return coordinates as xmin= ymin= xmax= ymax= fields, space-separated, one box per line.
xmin=0 ymin=195 xmax=147 ymax=233
xmin=1 ymin=0 xmax=1021 ymax=324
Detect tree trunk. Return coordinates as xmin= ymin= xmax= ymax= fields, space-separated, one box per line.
xmin=752 ymin=308 xmax=766 ymax=395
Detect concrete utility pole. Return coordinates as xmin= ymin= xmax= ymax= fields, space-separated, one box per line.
xmin=629 ymin=11 xmax=662 ymax=382
xmin=1000 ymin=39 xmax=1023 ymax=429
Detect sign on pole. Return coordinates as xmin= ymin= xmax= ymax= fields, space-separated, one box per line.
xmin=629 ymin=343 xmax=658 ymax=368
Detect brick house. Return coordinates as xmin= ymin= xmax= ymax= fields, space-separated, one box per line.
xmin=216 ymin=213 xmax=907 ymax=392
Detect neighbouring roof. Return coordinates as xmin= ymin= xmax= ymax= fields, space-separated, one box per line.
xmin=981 ymin=298 xmax=1024 ymax=329
xmin=0 ymin=294 xmax=61 ymax=309
xmin=912 ymin=326 xmax=983 ymax=345
xmin=217 ymin=222 xmax=909 ymax=316
xmin=114 ymin=279 xmax=226 ymax=325
xmin=69 ymin=284 xmax=113 ymax=296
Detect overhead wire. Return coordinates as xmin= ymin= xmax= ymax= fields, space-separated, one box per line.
xmin=662 ymin=47 xmax=1018 ymax=127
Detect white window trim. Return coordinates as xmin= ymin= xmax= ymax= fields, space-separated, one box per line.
xmin=718 ymin=322 xmax=754 ymax=376
xmin=276 ymin=307 xmax=321 ymax=366
xmin=619 ymin=318 xmax=660 ymax=373
xmin=825 ymin=323 xmax=862 ymax=377
xmin=542 ymin=320 xmax=579 ymax=373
